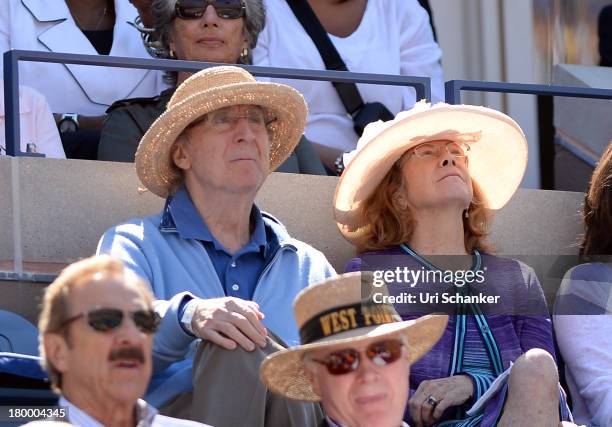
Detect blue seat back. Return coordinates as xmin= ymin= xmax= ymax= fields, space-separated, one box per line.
xmin=0 ymin=310 xmax=39 ymax=356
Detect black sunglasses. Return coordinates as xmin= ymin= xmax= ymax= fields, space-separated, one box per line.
xmin=310 ymin=339 xmax=404 ymax=375
xmin=61 ymin=307 xmax=161 ymax=334
xmin=175 ymin=0 xmax=246 ymax=20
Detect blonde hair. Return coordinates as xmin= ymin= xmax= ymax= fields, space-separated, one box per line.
xmin=355 ymin=159 xmax=492 ymax=254
xmin=38 ymin=255 xmax=153 ymax=393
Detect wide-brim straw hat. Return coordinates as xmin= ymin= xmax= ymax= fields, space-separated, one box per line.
xmin=259 ymin=272 xmax=448 ymax=401
xmin=333 ymin=101 xmax=528 ymax=244
xmin=135 ymin=66 xmax=308 ymax=198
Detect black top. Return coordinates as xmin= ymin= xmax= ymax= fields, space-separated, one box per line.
xmin=82 ymin=30 xmax=113 ymax=55
xmin=599 ymin=4 xmax=612 ymax=67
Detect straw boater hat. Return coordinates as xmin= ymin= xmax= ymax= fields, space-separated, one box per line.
xmin=135 ymin=66 xmax=308 ymax=198
xmin=333 ymin=101 xmax=528 ymax=244
xmin=260 ymin=272 xmax=448 ymax=401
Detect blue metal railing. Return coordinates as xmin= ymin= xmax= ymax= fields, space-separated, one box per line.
xmin=445 ymin=80 xmax=612 ymax=173
xmin=445 ymin=80 xmax=612 ymax=104
xmin=3 ymin=50 xmax=432 ymax=157
xmin=4 ymin=50 xmax=612 ymax=159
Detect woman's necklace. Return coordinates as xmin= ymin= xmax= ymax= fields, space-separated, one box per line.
xmin=66 ymin=0 xmax=109 ymax=31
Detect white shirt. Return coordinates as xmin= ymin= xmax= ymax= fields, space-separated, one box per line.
xmin=0 ymin=83 xmax=65 ymax=158
xmin=59 ymin=396 xmax=208 ymax=427
xmin=0 ymin=0 xmax=166 ymax=116
xmin=553 ymin=263 xmax=612 ymax=427
xmin=253 ymin=0 xmax=444 ymax=152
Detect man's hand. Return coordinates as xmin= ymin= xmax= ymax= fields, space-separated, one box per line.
xmin=409 ymin=375 xmax=474 ymax=427
xmin=190 ymin=297 xmax=268 ymax=351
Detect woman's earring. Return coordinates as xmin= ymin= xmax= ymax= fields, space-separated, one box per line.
xmin=464 ymin=209 xmax=469 ymax=219
xmin=169 ymin=49 xmax=176 ymax=59
xmin=240 ymin=47 xmax=249 ymax=60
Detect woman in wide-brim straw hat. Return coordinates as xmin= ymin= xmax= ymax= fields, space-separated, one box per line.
xmin=336 ymin=101 xmax=572 ymax=426
xmin=260 ymin=272 xmax=449 ymax=427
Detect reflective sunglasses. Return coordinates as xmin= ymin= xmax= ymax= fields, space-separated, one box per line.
xmin=175 ymin=0 xmax=246 ymax=20
xmin=310 ymin=339 xmax=404 ymax=375
xmin=61 ymin=307 xmax=161 ymax=334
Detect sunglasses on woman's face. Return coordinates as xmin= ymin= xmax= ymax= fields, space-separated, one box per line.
xmin=61 ymin=308 xmax=161 ymax=334
xmin=310 ymin=339 xmax=404 ymax=375
xmin=175 ymin=0 xmax=246 ymax=20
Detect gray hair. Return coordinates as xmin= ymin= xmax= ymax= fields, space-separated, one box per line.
xmin=150 ymin=0 xmax=265 ymax=86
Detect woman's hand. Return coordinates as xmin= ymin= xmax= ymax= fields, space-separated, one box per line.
xmin=129 ymin=0 xmax=155 ymax=28
xmin=311 ymin=142 xmax=342 ymax=173
xmin=409 ymin=375 xmax=474 ymax=427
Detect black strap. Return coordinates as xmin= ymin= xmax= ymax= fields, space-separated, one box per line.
xmin=285 ymin=0 xmax=364 ymax=116
xmin=299 ymin=300 xmax=399 ymax=345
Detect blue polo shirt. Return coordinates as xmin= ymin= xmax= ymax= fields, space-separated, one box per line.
xmin=165 ymin=186 xmax=268 ymax=301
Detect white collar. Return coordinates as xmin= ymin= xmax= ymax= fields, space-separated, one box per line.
xmin=59 ymin=396 xmax=158 ymax=427
xmin=326 ymin=416 xmax=410 ymax=427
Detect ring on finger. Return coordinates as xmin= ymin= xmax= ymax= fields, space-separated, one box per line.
xmin=425 ymin=395 xmax=439 ymax=407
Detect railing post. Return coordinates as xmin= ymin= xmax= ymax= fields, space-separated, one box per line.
xmin=420 ymin=79 xmax=431 ymax=103
xmin=4 ymin=51 xmax=21 ymax=157
xmin=444 ymin=80 xmax=462 ymax=104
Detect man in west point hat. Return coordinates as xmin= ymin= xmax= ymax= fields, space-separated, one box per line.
xmin=260 ymin=272 xmax=449 ymax=427
xmin=97 ymin=66 xmax=335 ymax=426
xmin=35 ymin=255 xmax=206 ymax=427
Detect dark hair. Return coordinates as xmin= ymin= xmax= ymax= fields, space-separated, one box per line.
xmin=151 ymin=0 xmax=265 ymax=86
xmin=581 ymin=142 xmax=612 ymax=256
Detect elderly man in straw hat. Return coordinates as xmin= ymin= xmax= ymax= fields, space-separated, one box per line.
xmin=260 ymin=272 xmax=448 ymax=427
xmin=34 ymin=255 xmax=206 ymax=427
xmin=97 ymin=66 xmax=335 ymax=426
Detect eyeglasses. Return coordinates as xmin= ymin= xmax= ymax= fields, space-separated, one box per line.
xmin=198 ymin=107 xmax=275 ymax=132
xmin=61 ymin=308 xmax=161 ymax=334
xmin=309 ymin=339 xmax=404 ymax=375
xmin=410 ymin=141 xmax=470 ymax=160
xmin=175 ymin=0 xmax=246 ymax=20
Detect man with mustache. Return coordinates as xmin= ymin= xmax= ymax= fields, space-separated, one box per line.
xmin=37 ymin=255 xmax=206 ymax=426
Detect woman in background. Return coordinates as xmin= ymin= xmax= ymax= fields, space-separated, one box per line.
xmin=0 ymin=0 xmax=164 ymax=159
xmin=1 ymin=84 xmax=65 ymax=158
xmin=554 ymin=142 xmax=612 ymax=427
xmin=253 ymin=0 xmax=444 ymax=172
xmin=99 ymin=0 xmax=325 ymax=175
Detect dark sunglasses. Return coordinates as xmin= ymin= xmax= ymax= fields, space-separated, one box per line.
xmin=175 ymin=0 xmax=246 ymax=20
xmin=61 ymin=308 xmax=161 ymax=334
xmin=310 ymin=339 xmax=404 ymax=375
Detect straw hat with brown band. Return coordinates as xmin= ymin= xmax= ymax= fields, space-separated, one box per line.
xmin=259 ymin=272 xmax=449 ymax=402
xmin=135 ymin=65 xmax=308 ymax=198
xmin=333 ymin=101 xmax=528 ymax=245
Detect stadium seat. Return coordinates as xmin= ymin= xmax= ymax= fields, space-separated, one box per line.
xmin=0 ymin=312 xmax=56 ymax=406
xmin=0 ymin=310 xmax=39 ymax=355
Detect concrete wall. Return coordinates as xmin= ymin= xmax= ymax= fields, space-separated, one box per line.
xmin=553 ymin=64 xmax=612 ymax=192
xmin=430 ymin=0 xmax=542 ymax=188
xmin=0 ymin=157 xmax=13 ymax=266
xmin=1 ymin=157 xmax=584 ymax=321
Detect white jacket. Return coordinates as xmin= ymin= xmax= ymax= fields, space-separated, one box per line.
xmin=0 ymin=0 xmax=165 ymax=116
